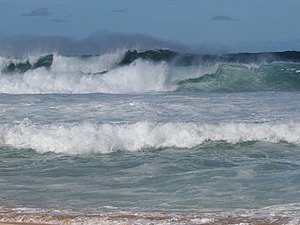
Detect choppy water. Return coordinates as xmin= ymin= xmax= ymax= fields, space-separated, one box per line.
xmin=1 ymin=49 xmax=300 ymax=224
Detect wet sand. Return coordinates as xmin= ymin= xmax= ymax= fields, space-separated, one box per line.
xmin=0 ymin=213 xmax=297 ymax=224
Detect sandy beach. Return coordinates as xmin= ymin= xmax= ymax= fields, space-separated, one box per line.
xmin=0 ymin=223 xmax=46 ymax=225
xmin=0 ymin=212 xmax=298 ymax=224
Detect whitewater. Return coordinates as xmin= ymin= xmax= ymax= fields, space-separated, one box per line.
xmin=1 ymin=48 xmax=300 ymax=224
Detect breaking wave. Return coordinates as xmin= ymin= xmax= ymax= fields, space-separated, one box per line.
xmin=0 ymin=49 xmax=300 ymax=94
xmin=1 ymin=120 xmax=300 ymax=154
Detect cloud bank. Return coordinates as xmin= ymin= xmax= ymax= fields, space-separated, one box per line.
xmin=50 ymin=19 xmax=67 ymax=23
xmin=21 ymin=8 xmax=52 ymax=17
xmin=211 ymin=15 xmax=233 ymax=21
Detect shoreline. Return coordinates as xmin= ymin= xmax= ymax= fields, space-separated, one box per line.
xmin=0 ymin=212 xmax=298 ymax=225
xmin=0 ymin=223 xmax=46 ymax=225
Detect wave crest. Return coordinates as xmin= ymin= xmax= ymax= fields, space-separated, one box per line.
xmin=1 ymin=121 xmax=300 ymax=154
xmin=1 ymin=50 xmax=300 ymax=94
xmin=0 ymin=59 xmax=171 ymax=94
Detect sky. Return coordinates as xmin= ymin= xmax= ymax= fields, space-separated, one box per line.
xmin=0 ymin=0 xmax=300 ymax=53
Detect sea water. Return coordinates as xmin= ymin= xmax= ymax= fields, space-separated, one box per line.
xmin=1 ymin=50 xmax=300 ymax=224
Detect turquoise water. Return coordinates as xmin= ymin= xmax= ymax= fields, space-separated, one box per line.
xmin=1 ymin=92 xmax=300 ymax=215
xmin=2 ymin=140 xmax=300 ymax=212
xmin=1 ymin=51 xmax=300 ymax=223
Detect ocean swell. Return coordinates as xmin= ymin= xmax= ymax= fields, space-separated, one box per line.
xmin=1 ymin=49 xmax=300 ymax=94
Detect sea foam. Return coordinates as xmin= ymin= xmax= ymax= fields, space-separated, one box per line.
xmin=1 ymin=121 xmax=300 ymax=154
xmin=1 ymin=50 xmax=300 ymax=94
xmin=50 ymin=51 xmax=124 ymax=74
xmin=0 ymin=59 xmax=172 ymax=94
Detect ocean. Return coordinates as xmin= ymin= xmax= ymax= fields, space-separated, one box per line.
xmin=1 ymin=48 xmax=300 ymax=224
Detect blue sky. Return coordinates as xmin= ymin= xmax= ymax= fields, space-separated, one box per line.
xmin=1 ymin=0 xmax=300 ymax=53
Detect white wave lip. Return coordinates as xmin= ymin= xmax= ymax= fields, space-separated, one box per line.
xmin=0 ymin=59 xmax=172 ymax=94
xmin=50 ymin=51 xmax=125 ymax=74
xmin=1 ymin=121 xmax=300 ymax=154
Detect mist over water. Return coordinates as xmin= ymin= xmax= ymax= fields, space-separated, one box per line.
xmin=0 ymin=32 xmax=189 ymax=56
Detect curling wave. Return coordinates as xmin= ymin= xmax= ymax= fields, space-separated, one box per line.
xmin=0 ymin=49 xmax=300 ymax=94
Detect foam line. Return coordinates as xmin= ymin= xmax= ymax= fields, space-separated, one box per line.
xmin=1 ymin=121 xmax=299 ymax=154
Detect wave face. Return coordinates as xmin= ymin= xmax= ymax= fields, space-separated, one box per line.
xmin=175 ymin=63 xmax=300 ymax=92
xmin=0 ymin=50 xmax=300 ymax=94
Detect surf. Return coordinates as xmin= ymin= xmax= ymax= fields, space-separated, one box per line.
xmin=1 ymin=120 xmax=300 ymax=154
xmin=0 ymin=49 xmax=300 ymax=94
